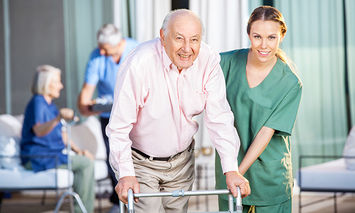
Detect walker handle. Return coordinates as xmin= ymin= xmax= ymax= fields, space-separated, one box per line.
xmin=127 ymin=188 xmax=134 ymax=213
xmin=236 ymin=187 xmax=243 ymax=213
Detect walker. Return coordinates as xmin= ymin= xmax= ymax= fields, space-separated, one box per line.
xmin=120 ymin=187 xmax=242 ymax=213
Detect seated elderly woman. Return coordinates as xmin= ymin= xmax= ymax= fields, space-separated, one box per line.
xmin=20 ymin=65 xmax=95 ymax=213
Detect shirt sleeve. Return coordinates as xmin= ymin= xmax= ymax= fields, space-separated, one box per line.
xmin=203 ymin=52 xmax=240 ymax=173
xmin=106 ymin=61 xmax=145 ymax=179
xmin=29 ymin=96 xmax=51 ymax=128
xmin=84 ymin=51 xmax=100 ymax=85
xmin=264 ymin=82 xmax=302 ymax=136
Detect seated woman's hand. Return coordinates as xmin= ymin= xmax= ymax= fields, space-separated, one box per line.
xmin=59 ymin=108 xmax=74 ymax=121
xmin=82 ymin=149 xmax=95 ymax=160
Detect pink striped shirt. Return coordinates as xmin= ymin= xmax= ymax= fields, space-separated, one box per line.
xmin=106 ymin=38 xmax=240 ymax=178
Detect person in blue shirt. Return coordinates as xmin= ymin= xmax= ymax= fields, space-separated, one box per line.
xmin=21 ymin=65 xmax=95 ymax=213
xmin=77 ymin=23 xmax=138 ymax=212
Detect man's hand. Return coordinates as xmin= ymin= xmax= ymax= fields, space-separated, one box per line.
xmin=77 ymin=83 xmax=101 ymax=116
xmin=115 ymin=176 xmax=140 ymax=204
xmin=225 ymin=171 xmax=250 ymax=198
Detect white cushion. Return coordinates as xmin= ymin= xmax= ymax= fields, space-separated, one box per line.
xmin=343 ymin=126 xmax=355 ymax=170
xmin=71 ymin=116 xmax=107 ymax=160
xmin=84 ymin=116 xmax=107 ymax=160
xmin=0 ymin=136 xmax=21 ymax=170
xmin=0 ymin=114 xmax=22 ymax=137
xmin=299 ymin=158 xmax=355 ymax=191
xmin=71 ymin=121 xmax=98 ymax=157
xmin=95 ymin=160 xmax=108 ymax=181
xmin=0 ymin=167 xmax=74 ymax=189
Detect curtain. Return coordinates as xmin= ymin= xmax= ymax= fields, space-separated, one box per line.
xmin=274 ymin=0 xmax=349 ymax=169
xmin=113 ymin=0 xmax=171 ymax=42
xmin=347 ymin=0 xmax=355 ymax=126
xmin=63 ymin=0 xmax=114 ymax=108
xmin=190 ymin=0 xmax=249 ymax=52
xmin=189 ymin=0 xmax=249 ymax=163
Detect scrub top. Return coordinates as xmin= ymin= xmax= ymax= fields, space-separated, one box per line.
xmin=215 ymin=49 xmax=302 ymax=206
xmin=20 ymin=95 xmax=67 ymax=172
xmin=84 ymin=38 xmax=138 ymax=118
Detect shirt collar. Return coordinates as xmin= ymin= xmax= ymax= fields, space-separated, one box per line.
xmin=160 ymin=41 xmax=174 ymax=72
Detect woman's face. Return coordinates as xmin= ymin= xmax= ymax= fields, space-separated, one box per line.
xmin=48 ymin=72 xmax=63 ymax=99
xmin=248 ymin=20 xmax=284 ymax=64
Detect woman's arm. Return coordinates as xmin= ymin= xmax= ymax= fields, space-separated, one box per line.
xmin=32 ymin=115 xmax=61 ymax=137
xmin=238 ymin=126 xmax=275 ymax=175
xmin=32 ymin=108 xmax=74 ymax=137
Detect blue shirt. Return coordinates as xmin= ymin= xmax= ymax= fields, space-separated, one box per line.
xmin=20 ymin=95 xmax=67 ymax=172
xmin=84 ymin=37 xmax=139 ymax=118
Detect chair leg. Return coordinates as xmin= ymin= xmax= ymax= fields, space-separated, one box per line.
xmin=0 ymin=192 xmax=3 ymax=213
xmin=41 ymin=190 xmax=47 ymax=205
xmin=334 ymin=192 xmax=337 ymax=213
xmin=299 ymin=191 xmax=301 ymax=213
xmin=97 ymin=181 xmax=102 ymax=213
xmin=70 ymin=195 xmax=74 ymax=213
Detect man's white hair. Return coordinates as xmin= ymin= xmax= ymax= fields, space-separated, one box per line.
xmin=161 ymin=9 xmax=204 ymax=37
xmin=97 ymin=24 xmax=122 ymax=46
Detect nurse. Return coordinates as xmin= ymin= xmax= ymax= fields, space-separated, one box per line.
xmin=215 ymin=6 xmax=302 ymax=213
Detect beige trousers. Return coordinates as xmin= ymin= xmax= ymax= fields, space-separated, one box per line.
xmin=132 ymin=145 xmax=195 ymax=213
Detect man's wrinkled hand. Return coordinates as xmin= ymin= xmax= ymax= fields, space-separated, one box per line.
xmin=115 ymin=176 xmax=140 ymax=204
xmin=225 ymin=171 xmax=250 ymax=198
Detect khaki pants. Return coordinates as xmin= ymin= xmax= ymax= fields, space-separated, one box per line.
xmin=132 ymin=145 xmax=195 ymax=213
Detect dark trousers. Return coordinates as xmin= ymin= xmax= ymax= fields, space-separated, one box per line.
xmin=100 ymin=117 xmax=119 ymax=205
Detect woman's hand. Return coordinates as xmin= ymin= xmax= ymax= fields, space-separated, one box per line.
xmin=59 ymin=108 xmax=74 ymax=121
xmin=78 ymin=149 xmax=95 ymax=160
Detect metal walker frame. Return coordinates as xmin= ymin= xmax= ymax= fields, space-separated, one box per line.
xmin=120 ymin=188 xmax=243 ymax=213
xmin=54 ymin=119 xmax=87 ymax=213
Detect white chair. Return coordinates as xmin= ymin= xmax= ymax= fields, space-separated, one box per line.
xmin=0 ymin=114 xmax=74 ymax=209
xmin=0 ymin=114 xmax=109 ymax=211
xmin=298 ymin=156 xmax=355 ymax=212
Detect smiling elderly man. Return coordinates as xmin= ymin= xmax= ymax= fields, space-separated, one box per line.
xmin=106 ymin=9 xmax=250 ymax=213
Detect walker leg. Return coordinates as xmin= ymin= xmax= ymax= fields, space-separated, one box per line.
xmin=228 ymin=194 xmax=234 ymax=213
xmin=54 ymin=191 xmax=69 ymax=213
xmin=54 ymin=191 xmax=87 ymax=213
xmin=120 ymin=200 xmax=125 ymax=213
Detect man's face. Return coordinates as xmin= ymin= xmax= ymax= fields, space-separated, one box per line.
xmin=160 ymin=14 xmax=202 ymax=71
xmin=98 ymin=43 xmax=120 ymax=57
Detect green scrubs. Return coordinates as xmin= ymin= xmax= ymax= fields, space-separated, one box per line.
xmin=215 ymin=49 xmax=302 ymax=212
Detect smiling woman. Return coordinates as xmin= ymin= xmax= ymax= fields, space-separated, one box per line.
xmin=215 ymin=6 xmax=302 ymax=213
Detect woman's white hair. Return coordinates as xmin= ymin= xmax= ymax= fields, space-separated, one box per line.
xmin=97 ymin=24 xmax=122 ymax=46
xmin=31 ymin=65 xmax=61 ymax=95
xmin=161 ymin=9 xmax=204 ymax=36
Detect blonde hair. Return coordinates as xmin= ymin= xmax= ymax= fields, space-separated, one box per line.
xmin=31 ymin=65 xmax=61 ymax=95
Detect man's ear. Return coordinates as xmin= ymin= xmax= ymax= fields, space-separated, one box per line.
xmin=160 ymin=29 xmax=165 ymax=44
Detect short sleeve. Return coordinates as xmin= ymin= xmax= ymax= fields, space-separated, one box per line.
xmin=84 ymin=50 xmax=101 ymax=85
xmin=32 ymin=99 xmax=46 ymax=124
xmin=264 ymin=83 xmax=302 ymax=136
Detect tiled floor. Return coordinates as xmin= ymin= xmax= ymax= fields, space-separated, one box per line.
xmin=1 ymin=191 xmax=354 ymax=213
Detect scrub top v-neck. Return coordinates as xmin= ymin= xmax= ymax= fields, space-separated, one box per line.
xmin=215 ymin=48 xmax=302 ymax=206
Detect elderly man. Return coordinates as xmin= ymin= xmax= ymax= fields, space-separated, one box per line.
xmin=77 ymin=23 xmax=138 ymax=212
xmin=106 ymin=9 xmax=250 ymax=213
